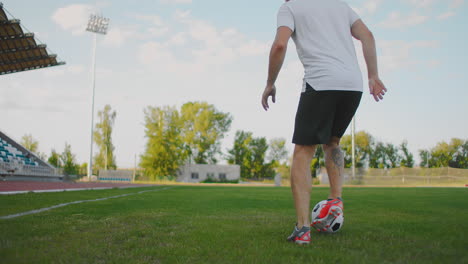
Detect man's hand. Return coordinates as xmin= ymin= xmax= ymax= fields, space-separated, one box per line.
xmin=369 ymin=77 xmax=387 ymax=102
xmin=262 ymin=84 xmax=276 ymax=111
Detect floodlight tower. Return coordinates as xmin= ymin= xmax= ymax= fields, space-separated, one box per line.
xmin=86 ymin=14 xmax=109 ymax=180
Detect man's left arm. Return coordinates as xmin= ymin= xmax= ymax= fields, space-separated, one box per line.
xmin=261 ymin=26 xmax=293 ymax=111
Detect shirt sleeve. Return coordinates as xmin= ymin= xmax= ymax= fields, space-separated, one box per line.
xmin=346 ymin=4 xmax=360 ymax=27
xmin=277 ymin=4 xmax=295 ymax=31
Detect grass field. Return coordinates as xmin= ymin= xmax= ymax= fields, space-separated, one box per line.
xmin=1 ymin=186 xmax=467 ymax=264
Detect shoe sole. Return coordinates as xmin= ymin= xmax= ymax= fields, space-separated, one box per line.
xmin=295 ymin=240 xmax=310 ymax=245
xmin=311 ymin=206 xmax=343 ymax=232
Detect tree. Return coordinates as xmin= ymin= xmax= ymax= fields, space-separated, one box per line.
xmin=94 ymin=105 xmax=117 ymax=170
xmin=250 ymin=137 xmax=275 ymax=179
xmin=400 ymin=141 xmax=414 ymax=168
xmin=180 ymin=102 xmax=232 ymax=164
xmin=384 ymin=143 xmax=401 ymax=168
xmin=61 ymin=143 xmax=79 ymax=175
xmin=419 ymin=150 xmax=430 ymax=168
xmin=48 ymin=149 xmax=61 ymax=168
xmin=227 ymin=131 xmax=253 ymax=178
xmin=20 ymin=134 xmax=39 ymax=153
xmin=227 ymin=131 xmax=275 ymax=179
xmin=79 ymin=163 xmax=88 ymax=176
xmin=420 ymin=138 xmax=468 ymax=168
xmin=310 ymin=145 xmax=324 ymax=177
xmin=368 ymin=142 xmax=386 ymax=168
xmin=268 ymin=138 xmax=289 ymax=166
xmin=451 ymin=140 xmax=468 ymax=168
xmin=140 ymin=106 xmax=188 ymax=179
xmin=341 ymin=131 xmax=372 ymax=168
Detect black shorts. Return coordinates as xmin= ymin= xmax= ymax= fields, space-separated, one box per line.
xmin=292 ymin=83 xmax=362 ymax=145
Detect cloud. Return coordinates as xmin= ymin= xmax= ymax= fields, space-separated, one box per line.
xmin=42 ymin=64 xmax=85 ymax=77
xmin=437 ymin=11 xmax=456 ymax=20
xmin=404 ymin=0 xmax=437 ymax=8
xmin=100 ymin=14 xmax=169 ymax=47
xmin=160 ymin=0 xmax=192 ymax=4
xmin=133 ymin=14 xmax=165 ymax=26
xmin=138 ymin=11 xmax=269 ymax=71
xmin=353 ymin=39 xmax=439 ymax=77
xmin=52 ymin=4 xmax=96 ymax=35
xmin=403 ymin=0 xmax=463 ymax=9
xmin=237 ymin=40 xmax=270 ymax=57
xmin=101 ymin=27 xmax=136 ymax=47
xmin=147 ymin=26 xmax=170 ymax=37
xmin=351 ymin=0 xmax=383 ymax=16
xmin=449 ymin=0 xmax=464 ymax=8
xmin=378 ymin=40 xmax=438 ymax=73
xmin=174 ymin=9 xmax=192 ymax=21
xmin=378 ymin=12 xmax=428 ymax=29
xmin=167 ymin=32 xmax=187 ymax=46
xmin=0 ymin=74 xmax=87 ymax=113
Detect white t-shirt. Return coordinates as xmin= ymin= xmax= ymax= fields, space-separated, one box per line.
xmin=277 ymin=0 xmax=363 ymax=92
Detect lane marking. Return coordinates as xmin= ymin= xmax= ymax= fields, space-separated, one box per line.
xmin=0 ymin=187 xmax=173 ymax=220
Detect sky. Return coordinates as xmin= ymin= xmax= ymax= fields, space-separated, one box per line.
xmin=1 ymin=0 xmax=467 ymax=168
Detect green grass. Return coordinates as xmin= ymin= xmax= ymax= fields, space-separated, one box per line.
xmin=1 ymin=186 xmax=467 ymax=264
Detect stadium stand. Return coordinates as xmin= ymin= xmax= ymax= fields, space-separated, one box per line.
xmin=0 ymin=2 xmax=65 ymax=75
xmin=0 ymin=131 xmax=62 ymax=182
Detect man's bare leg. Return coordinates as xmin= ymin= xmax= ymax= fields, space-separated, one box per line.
xmin=323 ymin=137 xmax=344 ymax=199
xmin=291 ymin=144 xmax=317 ymax=228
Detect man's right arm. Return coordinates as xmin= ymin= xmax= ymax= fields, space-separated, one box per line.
xmin=351 ymin=19 xmax=387 ymax=102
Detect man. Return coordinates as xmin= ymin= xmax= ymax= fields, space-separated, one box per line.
xmin=261 ymin=0 xmax=387 ymax=245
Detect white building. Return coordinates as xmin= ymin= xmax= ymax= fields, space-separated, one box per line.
xmin=177 ymin=164 xmax=241 ymax=183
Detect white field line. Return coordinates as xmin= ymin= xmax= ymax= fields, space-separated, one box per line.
xmin=0 ymin=185 xmax=157 ymax=195
xmin=0 ymin=187 xmax=173 ymax=220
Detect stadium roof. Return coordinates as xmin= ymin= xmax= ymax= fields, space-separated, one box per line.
xmin=0 ymin=2 xmax=65 ymax=75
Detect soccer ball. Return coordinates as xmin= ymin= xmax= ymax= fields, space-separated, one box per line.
xmin=311 ymin=200 xmax=344 ymax=233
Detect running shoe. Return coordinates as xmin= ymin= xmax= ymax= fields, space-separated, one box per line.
xmin=287 ymin=225 xmax=311 ymax=245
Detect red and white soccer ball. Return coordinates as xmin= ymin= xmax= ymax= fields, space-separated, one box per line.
xmin=311 ymin=200 xmax=344 ymax=233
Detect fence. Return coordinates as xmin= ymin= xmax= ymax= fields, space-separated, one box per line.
xmin=318 ymin=167 xmax=468 ymax=186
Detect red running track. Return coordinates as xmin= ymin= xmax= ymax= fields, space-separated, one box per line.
xmin=0 ymin=181 xmax=153 ymax=193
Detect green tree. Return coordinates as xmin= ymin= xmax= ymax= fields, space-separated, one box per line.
xmin=79 ymin=163 xmax=88 ymax=176
xmin=341 ymin=131 xmax=372 ymax=168
xmin=400 ymin=141 xmax=414 ymax=168
xmin=268 ymin=138 xmax=289 ymax=166
xmin=421 ymin=138 xmax=468 ymax=168
xmin=451 ymin=140 xmax=468 ymax=168
xmin=61 ymin=143 xmax=79 ymax=175
xmin=384 ymin=143 xmax=401 ymax=168
xmin=419 ymin=149 xmax=431 ymax=168
xmin=20 ymin=134 xmax=39 ymax=153
xmin=310 ymin=146 xmax=324 ymax=177
xmin=180 ymin=102 xmax=232 ymax=164
xmin=227 ymin=131 xmax=253 ymax=179
xmin=430 ymin=141 xmax=453 ymax=167
xmin=368 ymin=142 xmax=386 ymax=168
xmin=48 ymin=149 xmax=61 ymax=168
xmin=250 ymin=137 xmax=275 ymax=179
xmin=227 ymin=131 xmax=275 ymax=179
xmin=140 ymin=106 xmax=188 ymax=179
xmin=94 ymin=105 xmax=117 ymax=170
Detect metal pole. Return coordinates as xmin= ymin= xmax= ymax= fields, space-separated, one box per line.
xmin=133 ymin=154 xmax=136 ymax=182
xmin=88 ymin=33 xmax=97 ymax=180
xmin=105 ymin=144 xmax=108 ymax=170
xmin=351 ymin=117 xmax=356 ymax=180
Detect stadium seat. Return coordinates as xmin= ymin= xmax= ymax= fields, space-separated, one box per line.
xmin=0 ymin=134 xmax=39 ymax=166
